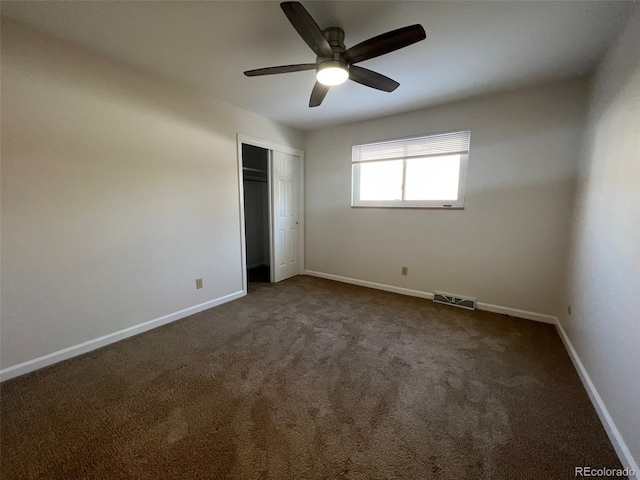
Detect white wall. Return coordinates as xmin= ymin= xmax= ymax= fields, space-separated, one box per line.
xmin=304 ymin=80 xmax=588 ymax=316
xmin=0 ymin=19 xmax=303 ymax=370
xmin=559 ymin=7 xmax=640 ymax=470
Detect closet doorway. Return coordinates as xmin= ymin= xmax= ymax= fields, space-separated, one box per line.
xmin=238 ymin=135 xmax=304 ymax=293
xmin=242 ymin=144 xmax=270 ymax=284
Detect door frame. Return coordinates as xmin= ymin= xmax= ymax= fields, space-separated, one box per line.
xmin=237 ymin=134 xmax=305 ymax=294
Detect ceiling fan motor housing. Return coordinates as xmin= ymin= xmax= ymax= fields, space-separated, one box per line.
xmin=323 ymin=27 xmax=346 ymax=52
xmin=317 ymin=27 xmax=348 ymax=73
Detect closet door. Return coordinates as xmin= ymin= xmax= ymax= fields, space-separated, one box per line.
xmin=271 ymin=150 xmax=300 ymax=282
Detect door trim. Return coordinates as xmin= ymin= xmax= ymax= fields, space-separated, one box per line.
xmin=236 ymin=134 xmax=305 ymax=294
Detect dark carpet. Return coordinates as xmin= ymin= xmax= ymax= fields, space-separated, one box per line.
xmin=0 ymin=276 xmax=621 ymax=479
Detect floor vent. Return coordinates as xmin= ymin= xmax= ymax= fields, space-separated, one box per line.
xmin=433 ymin=291 xmax=476 ymax=310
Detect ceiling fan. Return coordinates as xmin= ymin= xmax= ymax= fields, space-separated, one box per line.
xmin=244 ymin=2 xmax=426 ymax=107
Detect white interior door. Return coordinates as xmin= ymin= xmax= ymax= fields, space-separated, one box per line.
xmin=271 ymin=150 xmax=300 ymax=282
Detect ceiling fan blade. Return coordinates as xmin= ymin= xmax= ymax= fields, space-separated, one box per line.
xmin=343 ymin=24 xmax=426 ymax=65
xmin=281 ymin=2 xmax=333 ymax=58
xmin=244 ymin=64 xmax=316 ymax=76
xmin=309 ymin=82 xmax=329 ymax=107
xmin=349 ymin=66 xmax=399 ymax=92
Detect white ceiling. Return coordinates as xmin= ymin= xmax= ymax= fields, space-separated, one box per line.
xmin=1 ymin=1 xmax=636 ymax=130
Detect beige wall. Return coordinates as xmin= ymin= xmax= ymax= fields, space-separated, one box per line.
xmin=304 ymin=80 xmax=588 ymax=316
xmin=0 ymin=19 xmax=303 ymax=369
xmin=559 ymin=8 xmax=640 ymax=469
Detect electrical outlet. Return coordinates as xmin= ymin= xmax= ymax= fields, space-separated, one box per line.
xmin=196 ymin=278 xmax=203 ymax=289
xmin=401 ymin=266 xmax=408 ymax=276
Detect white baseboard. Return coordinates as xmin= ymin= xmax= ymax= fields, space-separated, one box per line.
xmin=303 ymin=270 xmax=435 ymax=300
xmin=302 ymin=270 xmax=555 ymax=323
xmin=555 ymin=319 xmax=638 ymax=480
xmin=475 ymin=301 xmax=556 ymax=324
xmin=0 ymin=290 xmax=246 ymax=382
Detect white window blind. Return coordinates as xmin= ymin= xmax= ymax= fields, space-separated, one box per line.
xmin=352 ymin=130 xmax=471 ymax=164
xmin=351 ymin=130 xmax=470 ymax=209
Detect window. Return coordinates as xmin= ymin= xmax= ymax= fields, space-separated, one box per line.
xmin=351 ymin=130 xmax=470 ymax=208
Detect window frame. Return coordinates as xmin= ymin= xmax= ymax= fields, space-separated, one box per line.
xmin=351 ymin=130 xmax=470 ymax=209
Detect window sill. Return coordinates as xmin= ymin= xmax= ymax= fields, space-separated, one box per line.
xmin=351 ymin=205 xmax=465 ymax=210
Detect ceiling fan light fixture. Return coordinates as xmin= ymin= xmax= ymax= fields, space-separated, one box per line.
xmin=316 ymin=60 xmax=349 ymax=86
